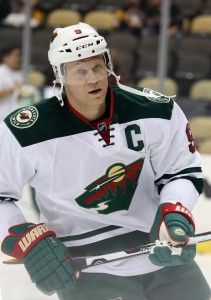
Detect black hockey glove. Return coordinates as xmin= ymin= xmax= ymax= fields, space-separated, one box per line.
xmin=1 ymin=223 xmax=78 ymax=295
xmin=149 ymin=202 xmax=196 ymax=266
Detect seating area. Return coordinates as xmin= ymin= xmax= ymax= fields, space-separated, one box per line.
xmin=189 ymin=116 xmax=211 ymax=152
xmin=1 ymin=0 xmax=211 ymax=151
xmin=136 ymin=77 xmax=179 ymax=96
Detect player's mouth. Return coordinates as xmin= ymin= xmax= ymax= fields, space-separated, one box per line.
xmin=88 ymin=88 xmax=102 ymax=94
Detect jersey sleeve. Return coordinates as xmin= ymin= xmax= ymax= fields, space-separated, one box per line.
xmin=0 ymin=122 xmax=36 ymax=238
xmin=148 ymin=101 xmax=203 ymax=210
xmin=0 ymin=202 xmax=26 ymax=240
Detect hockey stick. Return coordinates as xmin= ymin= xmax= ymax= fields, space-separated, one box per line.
xmin=71 ymin=230 xmax=211 ymax=270
xmin=3 ymin=231 xmax=211 ymax=268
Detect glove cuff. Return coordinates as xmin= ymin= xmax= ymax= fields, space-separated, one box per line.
xmin=2 ymin=223 xmax=56 ymax=260
xmin=161 ymin=202 xmax=195 ymax=231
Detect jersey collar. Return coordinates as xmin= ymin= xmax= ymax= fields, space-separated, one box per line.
xmin=65 ymin=85 xmax=114 ymax=126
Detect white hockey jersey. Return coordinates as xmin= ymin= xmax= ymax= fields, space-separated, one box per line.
xmin=0 ymin=86 xmax=203 ymax=276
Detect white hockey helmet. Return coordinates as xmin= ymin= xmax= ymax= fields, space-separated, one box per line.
xmin=48 ymin=22 xmax=172 ymax=105
xmin=48 ymin=22 xmax=112 ymax=64
xmin=49 ymin=24 xmax=112 ymax=77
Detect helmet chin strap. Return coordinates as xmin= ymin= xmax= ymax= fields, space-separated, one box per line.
xmin=53 ymin=79 xmax=64 ymax=106
xmin=109 ymin=70 xmax=176 ymax=100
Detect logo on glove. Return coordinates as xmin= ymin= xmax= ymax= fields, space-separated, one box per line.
xmin=174 ymin=227 xmax=186 ymax=236
xmin=19 ymin=224 xmax=52 ymax=252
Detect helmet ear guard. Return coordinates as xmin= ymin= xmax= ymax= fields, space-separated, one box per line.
xmin=103 ymin=51 xmax=113 ymax=76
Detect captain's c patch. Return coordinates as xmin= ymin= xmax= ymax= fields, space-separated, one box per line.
xmin=10 ymin=106 xmax=38 ymax=129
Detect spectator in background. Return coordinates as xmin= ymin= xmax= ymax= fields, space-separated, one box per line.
xmin=145 ymin=0 xmax=183 ymax=40
xmin=31 ymin=0 xmax=45 ymax=26
xmin=115 ymin=0 xmax=147 ymax=37
xmin=0 ymin=44 xmax=23 ymax=122
xmin=2 ymin=0 xmax=45 ymax=28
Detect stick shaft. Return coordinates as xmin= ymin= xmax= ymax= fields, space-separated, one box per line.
xmin=188 ymin=231 xmax=211 ymax=245
xmin=4 ymin=231 xmax=211 ymax=268
xmin=73 ymin=231 xmax=211 ymax=270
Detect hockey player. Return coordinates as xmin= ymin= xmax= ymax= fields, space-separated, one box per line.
xmin=0 ymin=22 xmax=210 ymax=300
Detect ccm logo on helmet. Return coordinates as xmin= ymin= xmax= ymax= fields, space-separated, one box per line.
xmin=76 ymin=43 xmax=94 ymax=50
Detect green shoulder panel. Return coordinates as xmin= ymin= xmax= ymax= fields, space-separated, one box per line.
xmin=112 ymin=85 xmax=174 ymax=124
xmin=4 ymin=87 xmax=175 ymax=147
xmin=4 ymin=96 xmax=92 ymax=147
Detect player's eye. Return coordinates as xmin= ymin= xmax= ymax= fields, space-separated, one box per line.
xmin=93 ymin=63 xmax=103 ymax=73
xmin=75 ymin=68 xmax=87 ymax=76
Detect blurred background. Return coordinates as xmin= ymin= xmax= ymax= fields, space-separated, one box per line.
xmin=0 ymin=0 xmax=211 ymax=299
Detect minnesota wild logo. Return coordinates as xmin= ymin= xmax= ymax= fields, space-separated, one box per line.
xmin=75 ymin=157 xmax=145 ymax=214
xmin=10 ymin=106 xmax=38 ymax=129
xmin=143 ymin=88 xmax=171 ymax=103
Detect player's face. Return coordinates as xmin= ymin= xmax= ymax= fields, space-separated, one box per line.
xmin=64 ymin=56 xmax=109 ymax=115
xmin=63 ymin=55 xmax=108 ymax=85
xmin=4 ymin=48 xmax=21 ymax=70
